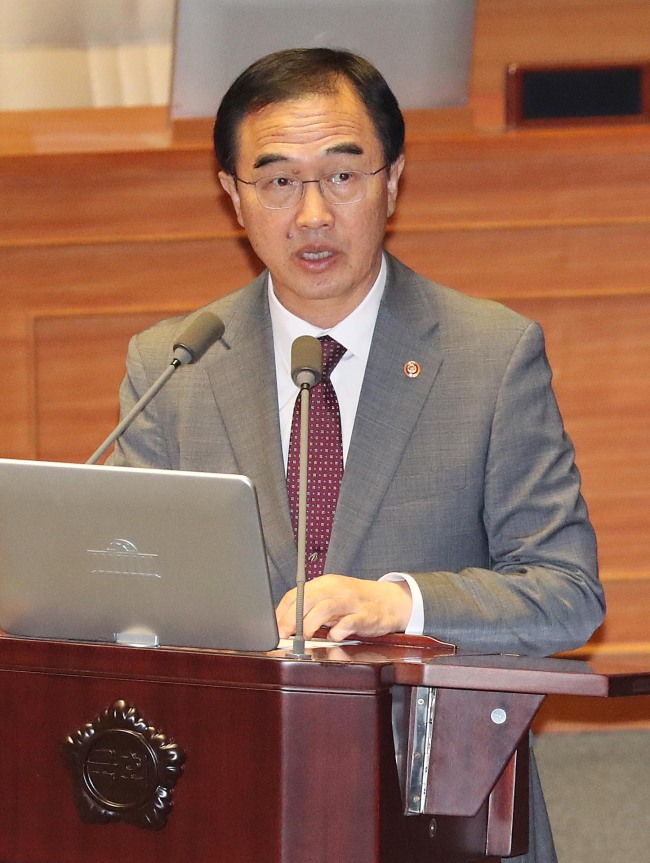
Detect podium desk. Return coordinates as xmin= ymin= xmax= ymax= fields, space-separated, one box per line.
xmin=0 ymin=633 xmax=648 ymax=863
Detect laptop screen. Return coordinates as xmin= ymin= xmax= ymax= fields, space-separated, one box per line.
xmin=0 ymin=459 xmax=279 ymax=651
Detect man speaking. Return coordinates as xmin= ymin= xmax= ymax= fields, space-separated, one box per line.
xmin=111 ymin=48 xmax=605 ymax=862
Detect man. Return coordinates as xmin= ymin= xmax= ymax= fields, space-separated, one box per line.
xmin=112 ymin=48 xmax=604 ymax=861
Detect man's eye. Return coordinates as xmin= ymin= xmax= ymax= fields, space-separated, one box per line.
xmin=329 ymin=171 xmax=355 ymax=185
xmin=267 ymin=176 xmax=297 ymax=189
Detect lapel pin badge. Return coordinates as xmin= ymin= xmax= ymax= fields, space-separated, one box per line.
xmin=403 ymin=360 xmax=421 ymax=378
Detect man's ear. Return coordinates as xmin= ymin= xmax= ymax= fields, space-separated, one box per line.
xmin=218 ymin=171 xmax=244 ymax=227
xmin=386 ymin=155 xmax=405 ymax=218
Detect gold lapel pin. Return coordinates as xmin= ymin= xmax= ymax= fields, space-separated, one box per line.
xmin=403 ymin=360 xmax=421 ymax=378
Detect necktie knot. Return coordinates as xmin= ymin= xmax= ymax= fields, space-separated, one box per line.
xmin=319 ymin=335 xmax=347 ymax=380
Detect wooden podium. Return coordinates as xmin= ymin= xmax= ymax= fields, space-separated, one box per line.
xmin=0 ymin=633 xmax=648 ymax=863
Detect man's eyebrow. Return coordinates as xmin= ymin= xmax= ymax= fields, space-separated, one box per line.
xmin=325 ymin=143 xmax=364 ymax=157
xmin=253 ymin=153 xmax=290 ymax=170
xmin=252 ymin=143 xmax=364 ymax=171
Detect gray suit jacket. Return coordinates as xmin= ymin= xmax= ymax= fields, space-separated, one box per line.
xmin=113 ymin=253 xmax=605 ymax=862
xmin=113 ymin=253 xmax=603 ymax=655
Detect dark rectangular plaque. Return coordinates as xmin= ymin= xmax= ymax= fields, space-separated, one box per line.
xmin=506 ymin=62 xmax=650 ymax=127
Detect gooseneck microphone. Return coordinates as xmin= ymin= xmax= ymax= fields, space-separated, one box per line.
xmin=287 ymin=335 xmax=322 ymax=659
xmin=86 ymin=311 xmax=225 ymax=465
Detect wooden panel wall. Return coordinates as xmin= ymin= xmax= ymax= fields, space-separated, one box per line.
xmin=2 ymin=0 xmax=650 ymax=730
xmin=472 ymin=0 xmax=650 ymax=127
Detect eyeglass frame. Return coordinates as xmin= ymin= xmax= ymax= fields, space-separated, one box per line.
xmin=233 ymin=164 xmax=390 ymax=209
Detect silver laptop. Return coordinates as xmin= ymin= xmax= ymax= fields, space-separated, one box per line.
xmin=0 ymin=459 xmax=279 ymax=651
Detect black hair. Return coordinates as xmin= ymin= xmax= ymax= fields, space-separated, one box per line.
xmin=213 ymin=47 xmax=405 ymax=176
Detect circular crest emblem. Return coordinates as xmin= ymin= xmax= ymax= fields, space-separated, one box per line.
xmin=403 ymin=360 xmax=421 ymax=378
xmin=62 ymin=700 xmax=185 ymax=830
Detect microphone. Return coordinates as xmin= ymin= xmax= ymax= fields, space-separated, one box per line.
xmin=287 ymin=335 xmax=322 ymax=660
xmin=291 ymin=335 xmax=322 ymax=388
xmin=87 ymin=311 xmax=225 ymax=465
xmin=172 ymin=312 xmax=225 ymax=364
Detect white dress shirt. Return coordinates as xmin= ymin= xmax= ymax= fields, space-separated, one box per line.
xmin=268 ymin=255 xmax=424 ymax=635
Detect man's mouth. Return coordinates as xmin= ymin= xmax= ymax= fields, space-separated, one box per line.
xmin=300 ymin=250 xmax=334 ymax=261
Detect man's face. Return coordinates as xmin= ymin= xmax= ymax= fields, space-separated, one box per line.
xmin=219 ymin=82 xmax=404 ymax=327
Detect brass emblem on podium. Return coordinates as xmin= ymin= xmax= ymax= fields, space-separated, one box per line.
xmin=62 ymin=699 xmax=186 ymax=830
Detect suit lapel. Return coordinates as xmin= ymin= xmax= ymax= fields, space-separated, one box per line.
xmin=203 ymin=276 xmax=297 ymax=595
xmin=326 ymin=258 xmax=443 ymax=576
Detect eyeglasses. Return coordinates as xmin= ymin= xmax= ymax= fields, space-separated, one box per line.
xmin=235 ymin=165 xmax=389 ymax=209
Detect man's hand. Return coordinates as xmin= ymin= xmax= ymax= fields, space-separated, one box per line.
xmin=275 ymin=574 xmax=413 ymax=642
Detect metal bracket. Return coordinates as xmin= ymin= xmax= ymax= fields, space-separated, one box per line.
xmin=404 ymin=686 xmax=437 ymax=814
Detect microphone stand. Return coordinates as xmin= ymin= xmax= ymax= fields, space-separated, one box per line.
xmin=288 ymin=381 xmax=312 ymax=659
xmin=86 ymin=356 xmax=187 ymax=465
xmin=285 ymin=333 xmax=322 ymax=659
xmin=86 ymin=311 xmax=224 ymax=465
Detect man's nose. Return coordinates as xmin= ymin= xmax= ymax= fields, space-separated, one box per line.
xmin=295 ymin=180 xmax=334 ymax=229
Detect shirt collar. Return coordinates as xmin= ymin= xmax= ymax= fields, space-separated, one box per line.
xmin=268 ymin=253 xmax=387 ymax=377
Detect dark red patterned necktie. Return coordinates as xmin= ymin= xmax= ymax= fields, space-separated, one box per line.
xmin=287 ymin=336 xmax=347 ymax=579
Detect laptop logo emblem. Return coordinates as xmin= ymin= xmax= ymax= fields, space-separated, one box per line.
xmin=88 ymin=539 xmax=161 ymax=579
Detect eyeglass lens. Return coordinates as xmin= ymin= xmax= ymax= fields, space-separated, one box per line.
xmin=257 ymin=171 xmax=368 ymax=208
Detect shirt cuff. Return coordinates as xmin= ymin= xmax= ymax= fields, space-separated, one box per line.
xmin=379 ymin=572 xmax=425 ymax=636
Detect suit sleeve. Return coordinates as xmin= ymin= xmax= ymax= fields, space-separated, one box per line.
xmin=411 ymin=322 xmax=605 ymax=656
